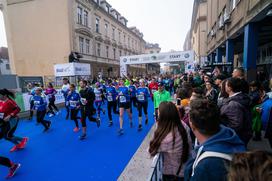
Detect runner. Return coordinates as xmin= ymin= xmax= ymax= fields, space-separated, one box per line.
xmin=128 ymin=80 xmax=137 ymax=113
xmin=27 ymin=83 xmax=37 ymax=120
xmin=117 ymin=79 xmax=133 ymax=135
xmin=148 ymin=78 xmax=158 ymax=102
xmin=94 ymin=82 xmax=105 ymax=122
xmin=136 ymin=79 xmax=150 ymax=131
xmin=32 ymin=87 xmax=51 ymax=132
xmin=66 ymin=84 xmax=81 ymax=132
xmin=79 ymin=80 xmax=100 ymax=140
xmin=45 ymin=83 xmax=59 ymax=117
xmin=106 ymin=81 xmax=119 ymax=126
xmin=61 ymin=78 xmax=70 ymax=120
xmin=153 ymin=83 xmax=171 ymax=120
xmin=0 ymin=89 xmax=28 ymax=152
xmin=0 ymin=156 xmax=20 ymax=179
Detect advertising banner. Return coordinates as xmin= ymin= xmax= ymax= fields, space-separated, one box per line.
xmin=54 ymin=63 xmax=91 ymax=77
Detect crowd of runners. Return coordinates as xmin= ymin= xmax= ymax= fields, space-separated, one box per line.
xmin=0 ymin=66 xmax=272 ymax=179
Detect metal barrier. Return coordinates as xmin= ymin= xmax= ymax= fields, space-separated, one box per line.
xmin=149 ymin=154 xmax=163 ymax=181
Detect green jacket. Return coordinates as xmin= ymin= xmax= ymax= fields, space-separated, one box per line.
xmin=153 ymin=90 xmax=171 ymax=109
xmin=252 ymin=104 xmax=262 ymax=132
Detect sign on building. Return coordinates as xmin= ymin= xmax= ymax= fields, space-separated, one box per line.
xmin=54 ymin=63 xmax=91 ymax=77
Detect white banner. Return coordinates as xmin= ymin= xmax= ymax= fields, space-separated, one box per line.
xmin=185 ymin=62 xmax=195 ymax=73
xmin=120 ymin=51 xmax=194 ymax=77
xmin=23 ymin=89 xmax=65 ymax=111
xmin=54 ymin=63 xmax=91 ymax=77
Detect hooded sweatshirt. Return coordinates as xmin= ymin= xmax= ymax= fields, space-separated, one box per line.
xmin=184 ymin=125 xmax=245 ymax=181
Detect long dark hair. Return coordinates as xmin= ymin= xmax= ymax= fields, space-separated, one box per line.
xmin=0 ymin=89 xmax=15 ymax=99
xmin=149 ymin=101 xmax=190 ymax=163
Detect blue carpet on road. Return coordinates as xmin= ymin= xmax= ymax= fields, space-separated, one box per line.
xmin=0 ymin=99 xmax=154 ymax=181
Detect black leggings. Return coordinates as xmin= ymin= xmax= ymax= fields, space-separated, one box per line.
xmin=48 ymin=99 xmax=59 ymax=114
xmin=0 ymin=156 xmax=12 ymax=168
xmin=138 ymin=101 xmax=148 ymax=117
xmin=130 ymin=97 xmax=138 ymax=113
xmin=70 ymin=109 xmax=79 ymax=128
xmin=0 ymin=118 xmax=23 ymax=145
xmin=107 ymin=101 xmax=118 ymax=121
xmin=30 ymin=100 xmax=34 ymax=118
xmin=37 ymin=110 xmax=50 ymax=129
xmin=80 ymin=106 xmax=96 ymax=127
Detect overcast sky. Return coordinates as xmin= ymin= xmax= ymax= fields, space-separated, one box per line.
xmin=0 ymin=0 xmax=193 ymax=52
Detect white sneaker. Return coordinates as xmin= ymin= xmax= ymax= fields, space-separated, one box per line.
xmin=48 ymin=113 xmax=54 ymax=118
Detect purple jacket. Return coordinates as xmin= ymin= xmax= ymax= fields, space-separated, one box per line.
xmin=45 ymin=88 xmax=57 ymax=100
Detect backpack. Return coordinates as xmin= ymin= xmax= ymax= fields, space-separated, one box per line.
xmin=191 ymin=146 xmax=233 ymax=177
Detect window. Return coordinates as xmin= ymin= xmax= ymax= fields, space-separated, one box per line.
xmin=83 ymin=10 xmax=88 ymax=26
xmin=106 ymin=6 xmax=110 ymax=13
xmin=79 ymin=37 xmax=84 ymax=53
xmin=97 ymin=43 xmax=101 ymax=56
xmin=112 ymin=28 xmax=115 ymax=40
xmin=106 ymin=46 xmax=109 ymax=58
xmin=95 ymin=0 xmax=100 ymax=4
xmin=128 ymin=37 xmax=130 ymax=47
xmin=113 ymin=48 xmax=116 ymax=59
xmin=119 ymin=31 xmax=121 ymax=42
xmin=230 ymin=0 xmax=240 ymax=11
xmin=105 ymin=23 xmax=108 ymax=36
xmin=123 ymin=34 xmax=126 ymax=44
xmin=5 ymin=64 xmax=10 ymax=70
xmin=150 ymin=51 xmax=154 ymax=54
xmin=95 ymin=18 xmax=100 ymax=33
xmin=119 ymin=50 xmax=122 ymax=57
xmin=85 ymin=39 xmax=90 ymax=54
xmin=77 ymin=7 xmax=83 ymax=24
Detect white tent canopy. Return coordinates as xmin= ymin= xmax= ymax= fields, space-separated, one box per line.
xmin=120 ymin=50 xmax=194 ymax=76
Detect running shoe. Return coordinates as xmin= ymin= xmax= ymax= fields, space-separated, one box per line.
xmin=118 ymin=129 xmax=124 ymax=135
xmin=145 ymin=118 xmax=148 ymax=125
xmin=17 ymin=137 xmax=29 ymax=149
xmin=79 ymin=134 xmax=87 ymax=140
xmin=96 ymin=118 xmax=101 ymax=128
xmin=10 ymin=145 xmax=19 ymax=152
xmin=108 ymin=121 xmax=113 ymax=127
xmin=55 ymin=111 xmax=60 ymax=115
xmin=138 ymin=125 xmax=143 ymax=131
xmin=47 ymin=121 xmax=52 ymax=129
xmin=48 ymin=113 xmax=54 ymax=118
xmin=6 ymin=163 xmax=21 ymax=179
xmin=73 ymin=127 xmax=80 ymax=132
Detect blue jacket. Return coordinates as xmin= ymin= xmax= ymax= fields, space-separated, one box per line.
xmin=184 ymin=126 xmax=245 ymax=181
xmin=261 ymin=96 xmax=272 ymax=129
xmin=32 ymin=95 xmax=47 ymax=111
xmin=118 ymin=86 xmax=130 ymax=103
xmin=136 ymin=87 xmax=149 ymax=103
xmin=128 ymin=85 xmax=137 ymax=97
xmin=106 ymin=86 xmax=118 ymax=102
xmin=67 ymin=91 xmax=80 ymax=109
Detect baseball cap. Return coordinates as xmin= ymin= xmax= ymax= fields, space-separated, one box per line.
xmin=158 ymin=82 xmax=164 ymax=87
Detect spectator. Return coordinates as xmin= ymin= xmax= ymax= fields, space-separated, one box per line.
xmin=249 ymin=81 xmax=261 ymax=108
xmin=228 ymin=151 xmax=272 ymax=181
xmin=190 ymin=87 xmax=205 ymax=101
xmin=232 ymin=68 xmax=249 ymax=94
xmin=184 ymin=99 xmax=245 ymax=181
xmin=149 ymin=101 xmax=191 ymax=180
xmin=214 ymin=74 xmax=226 ymax=92
xmin=217 ymin=80 xmax=229 ymax=109
xmin=153 ymin=83 xmax=171 ymax=120
xmin=267 ymin=78 xmax=272 ymax=98
xmin=205 ymin=80 xmax=218 ymax=103
xmin=220 ymin=78 xmax=252 ymax=146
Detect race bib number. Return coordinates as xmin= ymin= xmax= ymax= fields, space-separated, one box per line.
xmin=95 ymin=95 xmax=102 ymax=101
xmin=48 ymin=94 xmax=53 ymax=99
xmin=34 ymin=101 xmax=40 ymax=106
xmin=107 ymin=95 xmax=113 ymax=102
xmin=152 ymin=89 xmax=157 ymax=94
xmin=69 ymin=101 xmax=78 ymax=108
xmin=81 ymin=98 xmax=87 ymax=105
xmin=119 ymin=96 xmax=126 ymax=103
xmin=137 ymin=94 xmax=145 ymax=101
xmin=0 ymin=113 xmax=4 ymax=119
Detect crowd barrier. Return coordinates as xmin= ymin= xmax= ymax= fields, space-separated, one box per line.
xmin=14 ymin=89 xmax=65 ymax=112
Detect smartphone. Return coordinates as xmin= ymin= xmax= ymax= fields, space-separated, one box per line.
xmin=176 ymin=98 xmax=181 ymax=106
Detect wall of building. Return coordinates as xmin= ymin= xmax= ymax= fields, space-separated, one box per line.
xmin=1 ymin=0 xmax=72 ymax=76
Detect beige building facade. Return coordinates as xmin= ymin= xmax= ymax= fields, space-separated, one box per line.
xmin=144 ymin=43 xmax=161 ymax=75
xmin=0 ymin=0 xmax=146 ymax=78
